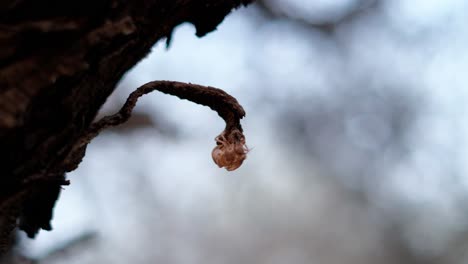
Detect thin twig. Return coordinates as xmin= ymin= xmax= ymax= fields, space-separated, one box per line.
xmin=71 ymin=80 xmax=248 ymax=171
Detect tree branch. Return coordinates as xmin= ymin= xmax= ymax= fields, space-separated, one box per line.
xmin=0 ymin=0 xmax=254 ymax=255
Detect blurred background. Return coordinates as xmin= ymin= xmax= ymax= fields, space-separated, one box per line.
xmin=14 ymin=0 xmax=468 ymax=263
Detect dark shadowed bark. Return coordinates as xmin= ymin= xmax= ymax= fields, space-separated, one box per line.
xmin=0 ymin=0 xmax=253 ymax=254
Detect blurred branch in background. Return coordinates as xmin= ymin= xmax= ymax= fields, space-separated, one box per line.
xmin=251 ymin=0 xmax=468 ymax=263
xmin=257 ymin=0 xmax=379 ymax=33
xmin=31 ymin=232 xmax=97 ymax=264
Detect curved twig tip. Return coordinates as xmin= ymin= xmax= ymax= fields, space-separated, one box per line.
xmin=72 ymin=81 xmax=248 ymax=171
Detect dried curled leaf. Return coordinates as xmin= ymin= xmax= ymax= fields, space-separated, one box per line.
xmin=212 ymin=129 xmax=248 ymax=171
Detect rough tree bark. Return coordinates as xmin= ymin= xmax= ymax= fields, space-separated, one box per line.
xmin=0 ymin=0 xmax=253 ymax=255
